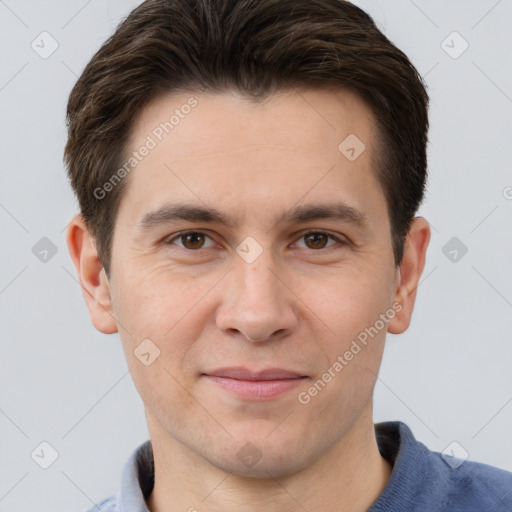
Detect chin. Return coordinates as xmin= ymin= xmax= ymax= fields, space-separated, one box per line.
xmin=214 ymin=453 xmax=307 ymax=479
xmin=203 ymin=434 xmax=315 ymax=479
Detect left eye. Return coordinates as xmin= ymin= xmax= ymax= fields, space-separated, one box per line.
xmin=293 ymin=231 xmax=342 ymax=250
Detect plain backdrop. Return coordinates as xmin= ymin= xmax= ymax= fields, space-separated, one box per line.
xmin=0 ymin=1 xmax=511 ymax=511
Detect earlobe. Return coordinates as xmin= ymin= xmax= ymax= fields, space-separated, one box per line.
xmin=387 ymin=217 xmax=431 ymax=335
xmin=66 ymin=214 xmax=119 ymax=334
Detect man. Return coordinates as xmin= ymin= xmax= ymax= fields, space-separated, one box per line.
xmin=64 ymin=0 xmax=512 ymax=510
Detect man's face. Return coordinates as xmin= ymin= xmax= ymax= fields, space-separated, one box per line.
xmin=107 ymin=88 xmax=400 ymax=476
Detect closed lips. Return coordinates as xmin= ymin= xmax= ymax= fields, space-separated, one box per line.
xmin=203 ymin=367 xmax=308 ymax=380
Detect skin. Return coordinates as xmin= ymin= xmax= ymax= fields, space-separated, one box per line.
xmin=67 ymin=87 xmax=430 ymax=512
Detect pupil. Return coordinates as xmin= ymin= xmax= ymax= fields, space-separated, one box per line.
xmin=306 ymin=233 xmax=327 ymax=249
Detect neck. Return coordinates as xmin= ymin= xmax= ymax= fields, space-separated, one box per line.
xmin=145 ymin=406 xmax=392 ymax=512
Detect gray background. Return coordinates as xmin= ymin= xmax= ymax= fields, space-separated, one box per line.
xmin=1 ymin=0 xmax=511 ymax=511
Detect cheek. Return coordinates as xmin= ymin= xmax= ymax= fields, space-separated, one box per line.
xmin=295 ymin=264 xmax=393 ymax=349
xmin=112 ymin=268 xmax=214 ymax=398
xmin=304 ymin=279 xmax=389 ymax=422
xmin=114 ymin=274 xmax=205 ymax=422
xmin=113 ymin=264 xmax=212 ymax=340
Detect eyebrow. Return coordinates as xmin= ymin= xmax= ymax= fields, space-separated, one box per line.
xmin=135 ymin=201 xmax=370 ymax=234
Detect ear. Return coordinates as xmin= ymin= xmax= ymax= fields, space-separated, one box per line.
xmin=66 ymin=214 xmax=118 ymax=334
xmin=387 ymin=217 xmax=431 ymax=334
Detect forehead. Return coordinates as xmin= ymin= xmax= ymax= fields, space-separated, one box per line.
xmin=132 ymin=87 xmax=376 ymax=161
xmin=116 ymin=88 xmax=385 ymax=230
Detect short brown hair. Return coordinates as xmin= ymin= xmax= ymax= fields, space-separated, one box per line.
xmin=64 ymin=0 xmax=429 ymax=277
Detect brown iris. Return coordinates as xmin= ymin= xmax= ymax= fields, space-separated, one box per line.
xmin=304 ymin=232 xmax=329 ymax=249
xmin=181 ymin=233 xmax=206 ymax=249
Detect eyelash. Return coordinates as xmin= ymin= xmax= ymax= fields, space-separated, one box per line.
xmin=164 ymin=229 xmax=346 ymax=251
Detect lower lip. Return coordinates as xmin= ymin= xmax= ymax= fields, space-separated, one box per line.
xmin=205 ymin=375 xmax=306 ymax=400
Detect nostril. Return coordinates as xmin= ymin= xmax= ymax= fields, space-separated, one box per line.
xmin=246 ymin=329 xmax=285 ymax=342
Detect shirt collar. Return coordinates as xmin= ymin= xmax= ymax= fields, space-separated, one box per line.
xmin=117 ymin=438 xmax=153 ymax=511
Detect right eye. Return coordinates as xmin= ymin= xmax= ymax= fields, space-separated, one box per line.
xmin=164 ymin=231 xmax=216 ymax=250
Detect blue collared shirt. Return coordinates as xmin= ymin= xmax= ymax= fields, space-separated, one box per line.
xmin=85 ymin=421 xmax=512 ymax=511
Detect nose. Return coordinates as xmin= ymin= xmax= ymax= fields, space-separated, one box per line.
xmin=215 ymin=246 xmax=298 ymax=343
